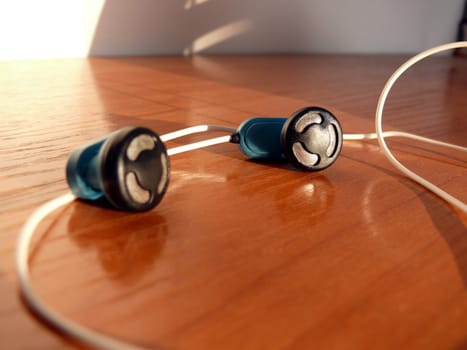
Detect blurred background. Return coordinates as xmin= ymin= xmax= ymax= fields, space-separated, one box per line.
xmin=0 ymin=0 xmax=465 ymax=60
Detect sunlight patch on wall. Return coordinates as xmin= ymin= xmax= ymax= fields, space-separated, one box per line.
xmin=183 ymin=19 xmax=252 ymax=55
xmin=184 ymin=0 xmax=210 ymax=10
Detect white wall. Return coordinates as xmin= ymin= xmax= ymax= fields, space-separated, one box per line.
xmin=0 ymin=0 xmax=464 ymax=60
xmin=0 ymin=0 xmax=101 ymax=59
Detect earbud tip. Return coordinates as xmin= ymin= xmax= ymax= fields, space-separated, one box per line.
xmin=281 ymin=106 xmax=343 ymax=171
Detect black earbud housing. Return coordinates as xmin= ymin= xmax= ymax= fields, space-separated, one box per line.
xmin=281 ymin=106 xmax=343 ymax=171
xmin=66 ymin=127 xmax=170 ymax=212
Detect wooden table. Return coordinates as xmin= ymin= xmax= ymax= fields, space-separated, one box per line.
xmin=1 ymin=54 xmax=466 ymax=350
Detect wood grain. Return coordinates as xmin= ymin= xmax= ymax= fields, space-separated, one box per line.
xmin=0 ymin=54 xmax=466 ymax=350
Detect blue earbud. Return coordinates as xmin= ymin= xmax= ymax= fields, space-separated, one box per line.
xmin=66 ymin=106 xmax=341 ymax=213
xmin=66 ymin=127 xmax=170 ymax=212
xmin=236 ymin=117 xmax=287 ymax=159
xmin=237 ymin=106 xmax=343 ymax=171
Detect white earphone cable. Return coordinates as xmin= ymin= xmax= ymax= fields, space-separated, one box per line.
xmin=15 ymin=42 xmax=467 ymax=350
xmin=161 ymin=124 xmax=235 ymax=156
xmin=160 ymin=124 xmax=236 ymax=142
xmin=373 ymin=41 xmax=467 ymax=213
xmin=344 ymin=131 xmax=467 ymax=153
xmin=167 ymin=135 xmax=232 ymax=156
xmin=16 ymin=193 xmax=151 ymax=350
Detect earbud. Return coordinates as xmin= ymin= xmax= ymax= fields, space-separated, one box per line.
xmin=237 ymin=106 xmax=343 ymax=171
xmin=66 ymin=127 xmax=170 ymax=212
xmin=66 ymin=107 xmax=341 ymax=212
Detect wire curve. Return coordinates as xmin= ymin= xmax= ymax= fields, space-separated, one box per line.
xmin=15 ymin=43 xmax=467 ymax=350
xmin=375 ymin=41 xmax=467 ymax=213
xmin=16 ymin=193 xmax=154 ymax=350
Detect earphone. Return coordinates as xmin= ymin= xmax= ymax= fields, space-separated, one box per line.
xmin=65 ymin=106 xmax=343 ymax=212
xmin=15 ymin=41 xmax=467 ymax=350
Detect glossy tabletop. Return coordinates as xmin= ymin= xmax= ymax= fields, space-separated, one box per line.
xmin=1 ymin=54 xmax=466 ymax=349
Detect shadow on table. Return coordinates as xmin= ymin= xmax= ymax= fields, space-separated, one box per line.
xmin=345 ymin=151 xmax=467 ymax=288
xmin=414 ymin=184 xmax=467 ymax=285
